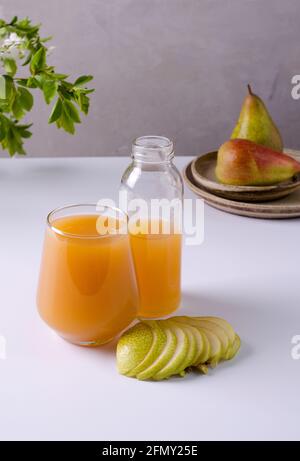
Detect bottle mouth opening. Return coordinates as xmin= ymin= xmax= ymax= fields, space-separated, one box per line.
xmin=132 ymin=136 xmax=174 ymax=163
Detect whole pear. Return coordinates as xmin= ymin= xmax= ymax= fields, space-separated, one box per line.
xmin=231 ymin=85 xmax=283 ymax=152
xmin=216 ymin=139 xmax=300 ymax=186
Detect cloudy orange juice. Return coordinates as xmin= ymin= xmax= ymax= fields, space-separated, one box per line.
xmin=37 ymin=206 xmax=138 ymax=345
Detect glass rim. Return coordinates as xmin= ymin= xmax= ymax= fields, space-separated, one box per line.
xmin=46 ymin=203 xmax=128 ymax=239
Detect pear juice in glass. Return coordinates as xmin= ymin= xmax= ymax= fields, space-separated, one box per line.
xmin=37 ymin=204 xmax=138 ymax=345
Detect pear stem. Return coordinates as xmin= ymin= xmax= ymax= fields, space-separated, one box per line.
xmin=247 ymin=84 xmax=253 ymax=95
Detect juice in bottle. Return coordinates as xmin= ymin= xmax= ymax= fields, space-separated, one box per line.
xmin=129 ymin=220 xmax=181 ymax=318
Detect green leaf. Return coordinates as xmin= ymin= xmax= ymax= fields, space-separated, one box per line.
xmin=74 ymin=75 xmax=93 ymax=86
xmin=80 ymin=88 xmax=95 ymax=95
xmin=3 ymin=58 xmax=17 ymax=77
xmin=60 ymin=106 xmax=75 ymax=134
xmin=12 ymin=97 xmax=25 ymax=120
xmin=30 ymin=47 xmax=46 ymax=74
xmin=16 ymin=78 xmax=29 ymax=87
xmin=26 ymin=77 xmax=38 ymax=88
xmin=18 ymin=123 xmax=33 ymax=130
xmin=0 ymin=129 xmax=5 ymax=143
xmin=16 ymin=18 xmax=31 ymax=29
xmin=16 ymin=123 xmax=33 ymax=139
xmin=41 ymin=35 xmax=52 ymax=43
xmin=19 ymin=129 xmax=32 ymax=139
xmin=49 ymin=73 xmax=69 ymax=80
xmin=1 ymin=76 xmax=16 ymax=106
xmin=16 ymin=18 xmax=40 ymax=36
xmin=58 ymin=85 xmax=72 ymax=100
xmin=18 ymin=87 xmax=34 ymax=111
xmin=63 ymin=100 xmax=81 ymax=123
xmin=48 ymin=98 xmax=62 ymax=123
xmin=0 ymin=119 xmax=6 ymax=142
xmin=0 ymin=114 xmax=28 ymax=155
xmin=33 ymin=74 xmax=45 ymax=89
xmin=22 ymin=51 xmax=33 ymax=67
xmin=1 ymin=119 xmax=30 ymax=156
xmin=78 ymin=93 xmax=90 ymax=115
xmin=42 ymin=79 xmax=58 ymax=104
xmin=6 ymin=127 xmax=18 ymax=156
xmin=0 ymin=76 xmax=6 ymax=99
xmin=10 ymin=16 xmax=18 ymax=25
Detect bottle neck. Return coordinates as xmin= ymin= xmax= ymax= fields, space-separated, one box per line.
xmin=131 ymin=136 xmax=174 ymax=164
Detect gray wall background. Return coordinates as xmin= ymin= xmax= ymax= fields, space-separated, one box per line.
xmin=1 ymin=0 xmax=300 ymax=157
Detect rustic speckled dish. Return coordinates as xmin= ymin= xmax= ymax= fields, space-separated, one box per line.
xmin=191 ymin=149 xmax=300 ymax=202
xmin=183 ymin=160 xmax=300 ymax=219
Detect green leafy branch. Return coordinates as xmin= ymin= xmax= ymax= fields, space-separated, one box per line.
xmin=0 ymin=16 xmax=94 ymax=156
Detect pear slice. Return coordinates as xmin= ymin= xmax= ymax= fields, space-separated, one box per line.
xmin=136 ymin=321 xmax=177 ymax=380
xmin=202 ymin=317 xmax=236 ymax=360
xmin=226 ymin=334 xmax=241 ymax=360
xmin=202 ymin=317 xmax=236 ymax=344
xmin=153 ymin=320 xmax=189 ymax=380
xmin=184 ymin=324 xmax=205 ymax=366
xmin=127 ymin=320 xmax=166 ymax=377
xmin=201 ymin=329 xmax=222 ymax=367
xmin=175 ymin=316 xmax=222 ymax=366
xmin=116 ymin=322 xmax=153 ymax=375
xmin=193 ymin=318 xmax=230 ymax=359
xmin=195 ymin=327 xmax=211 ymax=364
xmin=172 ymin=319 xmax=208 ymax=365
xmin=172 ymin=321 xmax=197 ymax=376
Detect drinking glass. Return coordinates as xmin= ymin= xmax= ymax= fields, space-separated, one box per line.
xmin=37 ymin=204 xmax=138 ymax=345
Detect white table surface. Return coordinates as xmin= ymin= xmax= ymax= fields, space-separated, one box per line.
xmin=0 ymin=156 xmax=299 ymax=441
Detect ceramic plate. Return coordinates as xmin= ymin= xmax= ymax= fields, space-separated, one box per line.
xmin=183 ymin=161 xmax=300 ymax=219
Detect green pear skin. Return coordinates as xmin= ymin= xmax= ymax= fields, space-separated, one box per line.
xmin=231 ymin=85 xmax=283 ymax=152
xmin=116 ymin=322 xmax=153 ymax=375
xmin=216 ymin=139 xmax=300 ymax=186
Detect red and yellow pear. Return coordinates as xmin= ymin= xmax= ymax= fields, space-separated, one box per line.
xmin=216 ymin=139 xmax=300 ymax=186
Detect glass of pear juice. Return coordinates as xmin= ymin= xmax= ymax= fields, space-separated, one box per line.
xmin=37 ymin=204 xmax=139 ymax=346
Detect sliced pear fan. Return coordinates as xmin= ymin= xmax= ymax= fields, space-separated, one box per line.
xmin=116 ymin=316 xmax=240 ymax=381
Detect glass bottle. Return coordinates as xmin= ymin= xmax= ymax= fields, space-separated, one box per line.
xmin=120 ymin=136 xmax=183 ymax=318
